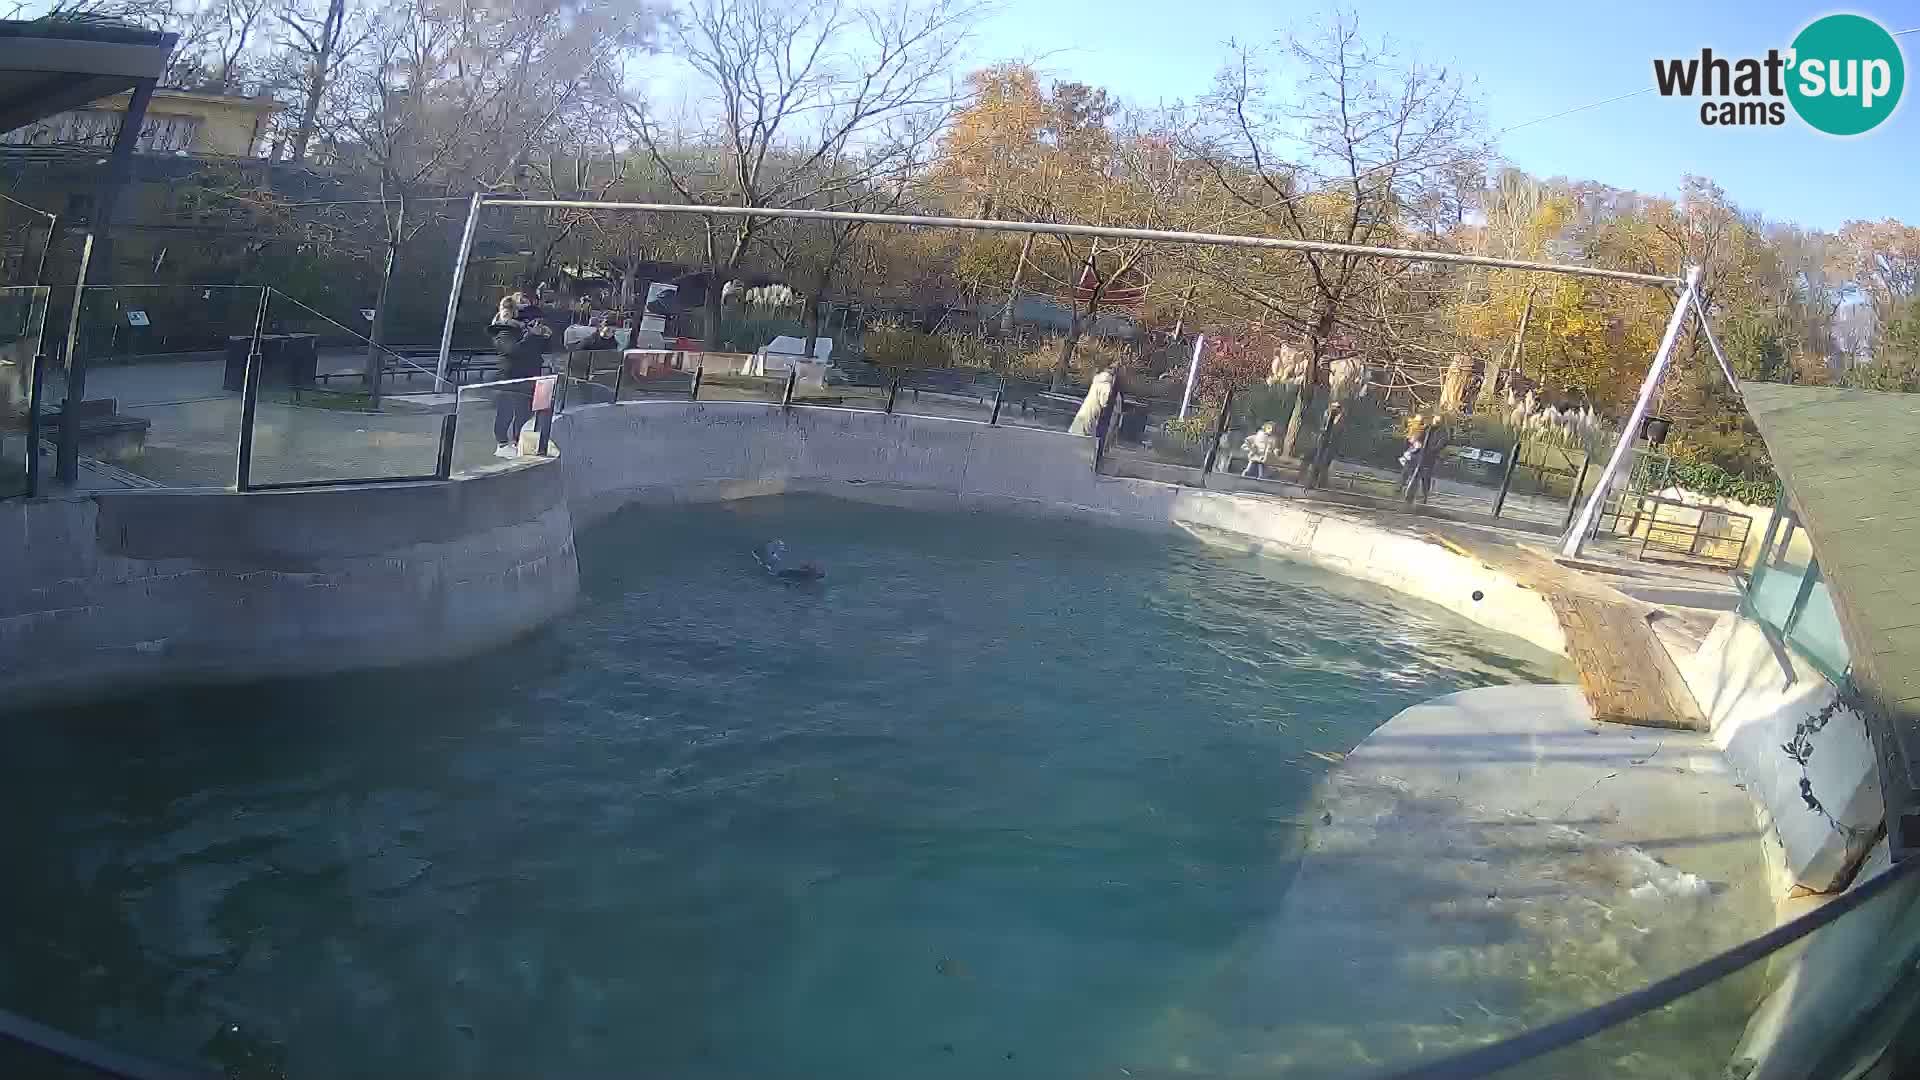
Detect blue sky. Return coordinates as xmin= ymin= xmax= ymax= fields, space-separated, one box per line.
xmin=966 ymin=0 xmax=1917 ymax=231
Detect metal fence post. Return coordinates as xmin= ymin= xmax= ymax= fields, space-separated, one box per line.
xmin=886 ymin=376 xmax=900 ymax=414
xmin=434 ymin=412 xmax=456 ymax=479
xmin=782 ymin=367 xmax=797 ymax=408
xmin=234 ymin=285 xmax=268 ymax=491
xmin=1562 ymin=460 xmax=1593 ymax=531
xmin=1199 ymin=388 xmax=1234 ymax=483
xmin=435 ymin=191 xmax=484 ymax=393
xmin=1490 ymin=439 xmax=1522 ymax=519
xmin=689 ymin=368 xmax=702 ymax=401
xmin=23 ymin=349 xmax=44 ymax=496
xmin=989 ymin=389 xmax=1003 ymax=426
xmin=611 ymin=357 xmax=626 ymax=401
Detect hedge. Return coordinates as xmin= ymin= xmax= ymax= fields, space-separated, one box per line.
xmin=1665 ymin=460 xmax=1779 ymax=506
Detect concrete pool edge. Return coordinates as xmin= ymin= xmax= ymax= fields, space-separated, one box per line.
xmin=554 ymin=400 xmax=1569 ymax=658
xmin=0 ymin=460 xmax=579 ymax=709
xmin=1 ymin=396 xmax=1869 ymax=1077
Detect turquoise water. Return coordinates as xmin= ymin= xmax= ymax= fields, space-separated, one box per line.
xmin=0 ymin=496 xmax=1563 ymax=1078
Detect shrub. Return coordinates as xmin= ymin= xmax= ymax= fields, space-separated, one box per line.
xmin=715 ymin=315 xmax=805 ymax=354
xmin=1007 ymin=335 xmax=1135 ymax=383
xmin=1665 ymin=460 xmax=1779 ymax=506
xmin=943 ymin=333 xmax=996 ymax=370
xmin=862 ymin=321 xmax=951 ymax=369
xmin=1162 ymin=414 xmax=1214 ymax=444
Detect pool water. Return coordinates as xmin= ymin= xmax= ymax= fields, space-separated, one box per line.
xmin=0 ymin=495 xmax=1565 ymax=1078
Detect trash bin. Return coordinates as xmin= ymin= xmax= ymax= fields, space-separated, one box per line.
xmin=224 ymin=333 xmax=319 ymax=391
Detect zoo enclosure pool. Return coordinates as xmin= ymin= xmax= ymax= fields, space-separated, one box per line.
xmin=11 ymin=395 xmax=1920 ymax=1076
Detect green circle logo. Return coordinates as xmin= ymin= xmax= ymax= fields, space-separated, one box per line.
xmin=1787 ymin=14 xmax=1905 ymax=136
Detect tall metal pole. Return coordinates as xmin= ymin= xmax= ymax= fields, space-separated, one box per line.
xmin=56 ymin=79 xmax=156 ymax=485
xmin=436 ymin=191 xmax=485 ymax=393
xmin=1689 ymin=291 xmax=1742 ymax=394
xmin=235 ymin=286 xmax=268 ymax=491
xmin=33 ymin=213 xmax=56 ymax=288
xmin=1560 ymin=266 xmax=1701 ymax=558
xmin=1178 ymin=334 xmax=1206 ymax=419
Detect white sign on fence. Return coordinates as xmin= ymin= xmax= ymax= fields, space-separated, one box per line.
xmin=1450 ymin=446 xmax=1504 ymax=465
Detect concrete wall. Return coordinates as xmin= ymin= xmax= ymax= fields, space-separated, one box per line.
xmin=0 ymin=460 xmax=577 ymax=708
xmin=1682 ymin=611 xmax=1882 ymax=894
xmin=554 ymin=400 xmax=1566 ymax=655
xmin=1734 ymin=840 xmax=1920 ymax=1080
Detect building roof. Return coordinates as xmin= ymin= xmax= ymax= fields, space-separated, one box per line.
xmin=0 ymin=18 xmax=176 ymax=136
xmin=1741 ymin=381 xmax=1920 ymax=850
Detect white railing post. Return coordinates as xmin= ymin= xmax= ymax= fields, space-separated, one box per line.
xmin=1178 ymin=333 xmax=1206 ymax=419
xmin=436 ymin=191 xmax=485 ymax=394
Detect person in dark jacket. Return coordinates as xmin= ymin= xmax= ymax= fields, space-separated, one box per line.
xmin=1300 ymin=400 xmax=1346 ymax=490
xmin=490 ymin=291 xmax=552 ymax=458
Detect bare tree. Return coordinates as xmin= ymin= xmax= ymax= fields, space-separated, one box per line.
xmin=610 ymin=0 xmax=978 ymax=344
xmin=326 ymin=0 xmax=654 ymax=399
xmin=273 ymin=0 xmax=373 ymax=162
xmin=1188 ymin=11 xmax=1484 ymax=455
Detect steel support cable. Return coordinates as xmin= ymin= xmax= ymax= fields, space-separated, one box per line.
xmin=1372 ymin=855 xmax=1920 ymax=1080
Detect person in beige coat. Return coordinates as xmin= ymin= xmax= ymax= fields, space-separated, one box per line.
xmin=1240 ymin=421 xmax=1279 ymax=479
xmin=1068 ymin=367 xmax=1118 ymax=437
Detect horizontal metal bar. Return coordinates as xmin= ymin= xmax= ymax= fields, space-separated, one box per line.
xmin=457 ymin=375 xmax=551 ymax=393
xmin=0 ymin=1007 xmax=219 ymax=1080
xmin=479 ymin=199 xmax=1683 ymax=287
xmin=243 ymin=473 xmax=443 ymax=492
xmin=1374 ymin=854 xmax=1920 ymax=1080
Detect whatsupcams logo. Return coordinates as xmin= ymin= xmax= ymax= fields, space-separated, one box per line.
xmin=1653 ymin=13 xmax=1905 ymax=135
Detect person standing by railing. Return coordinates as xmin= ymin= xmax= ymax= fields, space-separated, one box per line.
xmin=489 ymin=291 xmax=552 ymax=459
xmin=1405 ymin=414 xmax=1453 ymax=504
xmin=1240 ymin=421 xmax=1279 ymax=480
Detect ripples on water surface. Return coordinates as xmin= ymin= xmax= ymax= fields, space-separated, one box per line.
xmin=0 ymin=495 xmax=1564 ymax=1078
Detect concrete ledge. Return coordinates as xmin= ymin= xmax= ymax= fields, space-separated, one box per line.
xmin=0 ymin=460 xmax=578 ymax=708
xmin=1139 ymin=684 xmax=1772 ymax=1074
xmin=1733 ymin=841 xmax=1920 ymax=1080
xmin=553 ymin=401 xmax=1566 ymax=657
xmin=1683 ymin=612 xmax=1882 ymax=894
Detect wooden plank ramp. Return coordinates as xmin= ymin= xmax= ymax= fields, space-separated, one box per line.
xmin=1547 ymin=592 xmax=1705 ymax=730
xmin=1417 ymin=524 xmax=1707 ymax=731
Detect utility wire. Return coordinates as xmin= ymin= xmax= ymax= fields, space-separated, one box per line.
xmin=1497 ymin=88 xmax=1654 ymax=137
xmin=0 ymin=189 xmax=55 ymax=221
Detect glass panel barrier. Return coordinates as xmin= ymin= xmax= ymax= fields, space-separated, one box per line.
xmin=994 ymin=377 xmax=1083 ymax=432
xmin=670 ymin=351 xmax=783 ymax=403
xmin=891 ymin=369 xmax=1001 ymax=424
xmin=452 ymin=375 xmax=560 ymax=477
xmin=0 ymin=285 xmax=49 ymax=498
xmin=1111 ymin=400 xmax=1211 ymax=477
xmin=1785 ymin=570 xmax=1850 ymax=679
xmin=793 ymin=356 xmax=888 ymax=410
xmin=591 ymin=349 xmax=696 ymax=401
xmin=241 ymin=290 xmax=450 ymax=487
xmin=55 ymin=284 xmax=265 ymax=489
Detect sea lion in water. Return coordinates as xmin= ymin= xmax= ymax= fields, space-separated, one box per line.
xmin=754 ymin=540 xmax=825 ymax=581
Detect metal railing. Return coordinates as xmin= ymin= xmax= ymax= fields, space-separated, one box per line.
xmin=1626 ymin=493 xmax=1754 ymax=570
xmin=8 ymin=837 xmax=1914 ymax=1079
xmin=6 ymin=366 xmax=1919 ymax=1078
